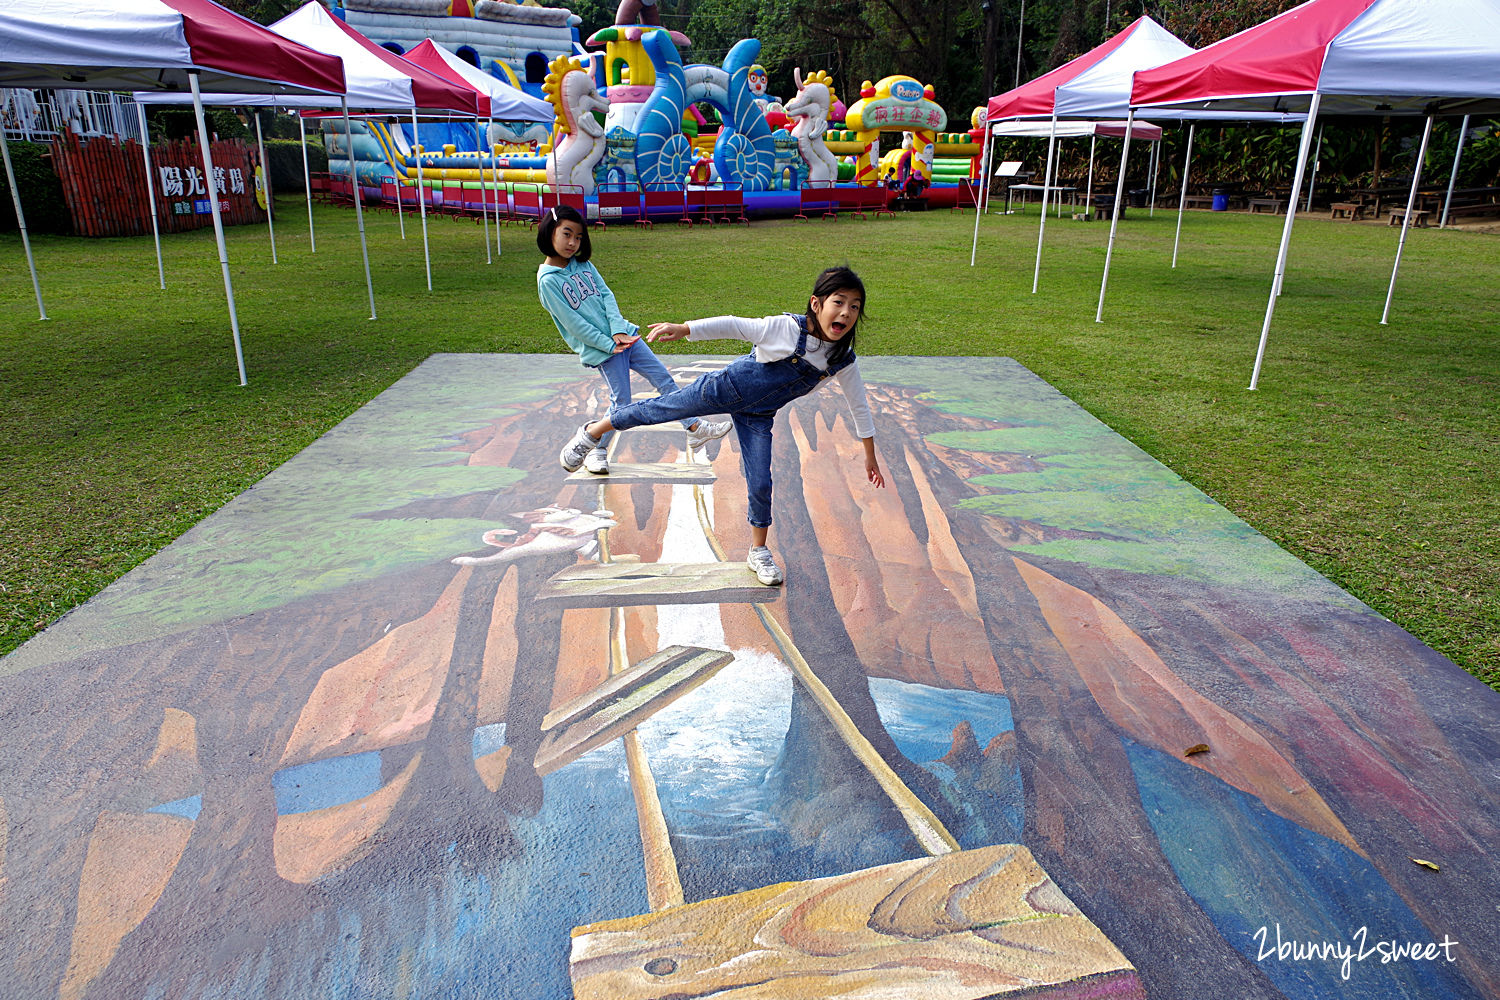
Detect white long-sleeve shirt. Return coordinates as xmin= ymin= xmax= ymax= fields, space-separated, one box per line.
xmin=686 ymin=313 xmax=876 ymax=438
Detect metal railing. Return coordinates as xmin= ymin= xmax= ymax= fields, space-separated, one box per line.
xmin=2 ymin=88 xmax=144 ymax=143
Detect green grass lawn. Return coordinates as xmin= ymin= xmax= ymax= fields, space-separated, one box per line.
xmin=2 ymin=197 xmax=1496 ymax=689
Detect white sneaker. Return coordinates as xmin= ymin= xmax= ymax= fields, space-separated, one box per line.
xmin=582 ymin=447 xmax=609 ymax=475
xmin=747 ymin=545 xmax=783 ymax=586
xmin=687 ymin=418 xmax=732 ymax=452
xmin=560 ymin=423 xmax=601 ymax=472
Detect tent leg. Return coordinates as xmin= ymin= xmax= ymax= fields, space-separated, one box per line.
xmin=1095 ymin=110 xmax=1135 ymax=323
xmin=1 ymin=126 xmax=47 ymax=320
xmin=391 ymin=118 xmax=406 ymax=240
xmin=1304 ymin=123 xmax=1323 ymax=212
xmin=1085 ymin=134 xmax=1095 ymax=213
xmin=413 ymin=107 xmax=431 ymax=292
xmin=1147 ymin=137 xmax=1159 ymax=216
xmin=136 ymin=101 xmax=165 ymax=289
xmin=190 ymin=72 xmax=245 ymax=384
xmin=970 ymin=124 xmax=992 ymax=267
xmin=343 ymin=99 xmax=377 ymax=321
xmin=492 ymin=137 xmax=502 ymax=257
xmin=299 ymin=115 xmax=316 ymax=253
xmin=1440 ymin=114 xmax=1469 ymax=229
xmin=1381 ymin=114 xmax=1432 ymax=326
xmin=1172 ymin=123 xmax=1194 ymax=269
xmin=1032 ymin=114 xmax=1057 ymax=294
xmin=255 ymin=112 xmax=277 ymax=264
xmin=480 ymin=119 xmax=492 ymax=265
xmin=1250 ymin=92 xmax=1321 ymax=390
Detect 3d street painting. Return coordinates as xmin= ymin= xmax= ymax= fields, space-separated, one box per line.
xmin=1 ymin=354 xmax=1496 ymax=1000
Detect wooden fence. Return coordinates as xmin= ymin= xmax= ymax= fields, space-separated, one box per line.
xmin=49 ymin=131 xmax=266 ymax=238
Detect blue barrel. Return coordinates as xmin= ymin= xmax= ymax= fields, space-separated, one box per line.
xmin=1212 ymin=188 xmax=1229 ymax=211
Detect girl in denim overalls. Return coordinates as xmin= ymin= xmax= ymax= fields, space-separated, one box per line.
xmin=560 ymin=266 xmax=885 ymax=585
xmin=537 ymin=204 xmax=730 ymax=474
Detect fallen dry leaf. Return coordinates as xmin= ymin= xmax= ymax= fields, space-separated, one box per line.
xmin=1183 ymin=743 xmax=1210 ymax=757
xmin=1411 ymin=858 xmax=1440 ymax=872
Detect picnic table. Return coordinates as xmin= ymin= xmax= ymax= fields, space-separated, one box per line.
xmin=1349 ymin=185 xmax=1410 ymax=217
xmin=1001 ymin=183 xmax=1077 ymax=216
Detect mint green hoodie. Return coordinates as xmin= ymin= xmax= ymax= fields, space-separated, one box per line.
xmin=537 ymin=258 xmax=638 ymax=367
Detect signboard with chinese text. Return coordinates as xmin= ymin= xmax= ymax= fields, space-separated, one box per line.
xmin=49 ymin=131 xmax=265 ymax=238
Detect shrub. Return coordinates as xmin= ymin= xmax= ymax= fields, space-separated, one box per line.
xmin=0 ymin=140 xmax=71 ymax=235
xmin=149 ymin=107 xmax=250 ymax=142
xmin=264 ymin=137 xmax=328 ymax=194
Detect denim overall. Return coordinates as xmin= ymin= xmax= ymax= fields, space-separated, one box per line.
xmin=592 ymin=339 xmax=697 ymax=451
xmin=607 ymin=314 xmax=854 ymax=527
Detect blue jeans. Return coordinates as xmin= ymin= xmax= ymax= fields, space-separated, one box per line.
xmin=607 ymin=352 xmax=831 ymax=528
xmin=592 ymin=340 xmax=695 ymax=449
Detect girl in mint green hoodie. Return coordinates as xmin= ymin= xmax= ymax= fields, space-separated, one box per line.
xmin=536 ymin=205 xmax=728 ymax=474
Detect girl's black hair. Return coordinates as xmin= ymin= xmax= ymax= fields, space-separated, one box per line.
xmin=536 ymin=203 xmax=591 ymax=263
xmin=806 ymin=265 xmax=865 ymax=366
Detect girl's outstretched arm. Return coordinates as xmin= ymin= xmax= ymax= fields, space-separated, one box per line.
xmin=862 ymin=437 xmax=885 ymax=488
xmin=645 ymin=322 xmax=691 ymax=342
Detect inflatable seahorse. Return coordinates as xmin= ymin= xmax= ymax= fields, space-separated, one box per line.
xmin=542 ymin=54 xmax=609 ymax=195
xmin=785 ymin=67 xmax=838 ymax=186
xmin=715 ymin=38 xmax=776 ymax=191
xmin=633 ymin=29 xmax=696 ymax=190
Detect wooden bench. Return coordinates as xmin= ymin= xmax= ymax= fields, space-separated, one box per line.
xmin=1388 ymin=207 xmax=1430 ymax=228
xmin=1182 ymin=195 xmax=1215 ymax=210
xmin=1329 ymin=202 xmax=1367 ymax=221
xmin=1092 ymin=194 xmax=1124 ymax=221
xmin=1247 ymin=197 xmax=1286 ymax=214
xmin=1440 ymin=201 xmax=1500 ymax=221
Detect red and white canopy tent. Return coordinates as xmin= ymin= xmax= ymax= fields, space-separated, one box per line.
xmin=0 ymin=0 xmax=346 ymax=384
xmin=974 ymin=18 xmax=1188 ymax=291
xmin=404 ymin=38 xmax=554 ymax=263
xmin=137 ymin=2 xmax=487 ymax=303
xmin=1101 ymin=0 xmax=1500 ymax=387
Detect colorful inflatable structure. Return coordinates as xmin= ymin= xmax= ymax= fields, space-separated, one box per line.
xmin=321 ymin=0 xmax=985 ymax=218
xmin=330 ymin=0 xmax=580 ymax=99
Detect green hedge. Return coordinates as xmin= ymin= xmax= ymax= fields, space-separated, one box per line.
xmin=264 ymin=138 xmax=328 ymax=194
xmin=0 ymin=141 xmax=71 ymax=236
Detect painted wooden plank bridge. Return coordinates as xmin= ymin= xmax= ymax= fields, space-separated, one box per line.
xmin=497 ymin=362 xmax=1143 ymax=999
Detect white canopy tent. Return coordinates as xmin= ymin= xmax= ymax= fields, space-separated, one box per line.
xmin=0 ymin=0 xmax=346 ymax=384
xmin=1106 ymin=0 xmax=1500 ymax=387
xmin=405 ymin=38 xmax=554 ymax=262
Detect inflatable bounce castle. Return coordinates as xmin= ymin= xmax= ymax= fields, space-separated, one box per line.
xmin=322 ymin=0 xmax=984 ymax=218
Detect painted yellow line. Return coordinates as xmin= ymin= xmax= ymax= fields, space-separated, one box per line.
xmin=690 ymin=487 xmax=959 ymax=856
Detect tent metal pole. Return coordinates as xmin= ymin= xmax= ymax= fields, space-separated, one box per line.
xmin=1056 ymin=140 xmax=1065 ymax=218
xmin=1095 ymin=109 xmax=1135 ymax=323
xmin=1440 ymin=114 xmax=1469 ymax=229
xmin=390 ymin=118 xmax=406 ymax=240
xmin=298 ymin=115 xmax=316 ymax=253
xmin=254 ymin=112 xmax=277 ymax=264
xmin=342 ymin=99 xmax=377 ymax=321
xmin=136 ymin=101 xmax=165 ymax=289
xmin=1085 ymin=133 xmax=1095 ymax=212
xmin=190 ymin=71 xmax=246 ymax=385
xmin=413 ymin=106 xmax=432 ymax=292
xmin=1304 ymin=123 xmax=1323 ymax=212
xmin=479 ymin=119 xmax=492 ymax=264
xmin=970 ymin=122 xmax=991 ymax=267
xmin=1147 ymin=136 xmax=1158 ymax=216
xmin=1249 ymin=91 xmax=1321 ymax=390
xmin=1382 ymin=114 xmax=1432 ymax=326
xmin=492 ymin=136 xmax=502 ymax=257
xmin=1032 ymin=113 xmax=1057 ymax=293
xmin=1 ymin=126 xmax=46 ymax=319
xmin=1172 ymin=123 xmax=1194 ymax=268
